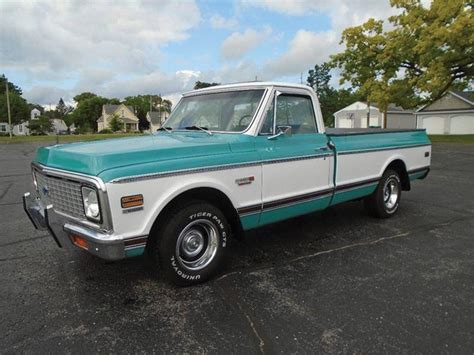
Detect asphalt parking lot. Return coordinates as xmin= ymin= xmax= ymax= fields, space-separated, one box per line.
xmin=0 ymin=142 xmax=473 ymax=353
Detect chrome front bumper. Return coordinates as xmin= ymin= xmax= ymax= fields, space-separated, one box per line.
xmin=23 ymin=192 xmax=130 ymax=261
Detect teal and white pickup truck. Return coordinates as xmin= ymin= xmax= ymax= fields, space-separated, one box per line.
xmin=24 ymin=82 xmax=431 ymax=285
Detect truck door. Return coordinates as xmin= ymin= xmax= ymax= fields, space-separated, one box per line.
xmin=255 ymin=90 xmax=334 ymax=226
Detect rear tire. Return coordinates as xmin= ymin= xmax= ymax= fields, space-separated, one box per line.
xmin=150 ymin=201 xmax=229 ymax=286
xmin=364 ymin=169 xmax=402 ymax=218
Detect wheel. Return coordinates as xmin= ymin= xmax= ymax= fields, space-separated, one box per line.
xmin=364 ymin=169 xmax=402 ymax=218
xmin=150 ymin=201 xmax=229 ymax=286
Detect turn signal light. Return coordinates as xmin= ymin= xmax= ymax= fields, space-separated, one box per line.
xmin=71 ymin=235 xmax=88 ymax=250
xmin=121 ymin=194 xmax=144 ymax=208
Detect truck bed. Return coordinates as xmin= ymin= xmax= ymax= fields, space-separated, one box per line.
xmin=326 ymin=128 xmax=426 ymax=136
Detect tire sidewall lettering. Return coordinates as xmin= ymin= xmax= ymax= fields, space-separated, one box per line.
xmin=187 ymin=210 xmax=227 ymax=247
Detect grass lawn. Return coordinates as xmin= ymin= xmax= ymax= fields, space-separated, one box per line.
xmin=429 ymin=134 xmax=474 ymax=144
xmin=0 ymin=133 xmax=145 ymax=144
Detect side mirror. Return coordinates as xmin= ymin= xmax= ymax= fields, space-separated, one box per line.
xmin=268 ymin=125 xmax=292 ymax=140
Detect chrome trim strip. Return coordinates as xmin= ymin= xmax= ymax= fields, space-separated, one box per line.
xmin=162 ymin=88 xmax=269 ymax=135
xmin=110 ymin=153 xmax=334 ymax=184
xmin=32 ymin=162 xmax=113 ymax=233
xmin=337 ymin=143 xmax=431 ymax=156
xmin=32 ymin=162 xmax=107 ymax=191
xmin=237 ymin=176 xmax=382 ymax=216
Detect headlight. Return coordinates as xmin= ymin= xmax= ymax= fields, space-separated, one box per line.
xmin=82 ymin=186 xmax=101 ymax=222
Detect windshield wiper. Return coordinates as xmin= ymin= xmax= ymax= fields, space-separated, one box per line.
xmin=184 ymin=125 xmax=213 ymax=135
xmin=157 ymin=126 xmax=172 ymax=133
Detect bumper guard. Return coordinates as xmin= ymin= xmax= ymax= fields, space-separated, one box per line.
xmin=23 ymin=192 xmax=129 ymax=260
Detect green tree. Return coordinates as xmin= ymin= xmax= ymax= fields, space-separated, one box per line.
xmin=56 ymin=98 xmax=72 ymax=119
xmin=0 ymin=74 xmax=23 ymax=95
xmin=63 ymin=113 xmax=75 ymax=133
xmin=331 ymin=0 xmax=473 ymax=115
xmin=307 ymin=63 xmax=332 ymax=94
xmin=73 ymin=92 xmax=97 ymax=104
xmin=0 ymin=91 xmax=29 ymax=125
xmin=71 ymin=94 xmax=112 ymax=132
xmin=0 ymin=75 xmax=29 ymax=128
xmin=194 ymin=81 xmax=220 ymax=89
xmin=29 ymin=116 xmax=53 ymax=135
xmin=108 ymin=114 xmax=123 ymax=132
xmin=306 ymin=62 xmax=363 ymax=126
xmin=123 ymin=95 xmax=171 ymax=130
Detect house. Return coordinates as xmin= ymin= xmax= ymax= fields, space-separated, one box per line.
xmin=97 ymin=104 xmax=139 ymax=132
xmin=12 ymin=121 xmax=29 ymax=135
xmin=334 ymin=102 xmax=415 ymax=129
xmin=50 ymin=118 xmax=68 ymax=135
xmin=0 ymin=122 xmax=9 ymax=135
xmin=416 ymin=91 xmax=474 ymax=134
xmin=146 ymin=110 xmax=168 ymax=132
xmin=31 ymin=108 xmax=41 ymax=120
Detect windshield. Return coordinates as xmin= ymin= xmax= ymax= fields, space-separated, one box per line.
xmin=164 ymin=89 xmax=265 ymax=132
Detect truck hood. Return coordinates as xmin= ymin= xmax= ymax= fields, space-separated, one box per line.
xmin=35 ymin=132 xmax=241 ymax=178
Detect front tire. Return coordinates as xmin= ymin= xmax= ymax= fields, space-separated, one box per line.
xmin=364 ymin=169 xmax=402 ymax=218
xmin=151 ymin=201 xmax=229 ymax=286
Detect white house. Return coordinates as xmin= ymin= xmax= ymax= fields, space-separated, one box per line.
xmin=334 ymin=102 xmax=415 ymax=129
xmin=416 ymin=91 xmax=474 ymax=134
xmin=146 ymin=110 xmax=168 ymax=132
xmin=0 ymin=122 xmax=9 ymax=135
xmin=50 ymin=118 xmax=68 ymax=135
xmin=97 ymin=104 xmax=139 ymax=132
xmin=31 ymin=108 xmax=41 ymax=120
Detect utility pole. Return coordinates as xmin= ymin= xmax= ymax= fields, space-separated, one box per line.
xmin=5 ymin=79 xmax=12 ymax=139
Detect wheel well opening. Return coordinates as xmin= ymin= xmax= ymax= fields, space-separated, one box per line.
xmin=386 ymin=159 xmax=410 ymax=191
xmin=149 ymin=187 xmax=243 ymax=242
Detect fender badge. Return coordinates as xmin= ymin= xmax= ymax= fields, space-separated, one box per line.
xmin=235 ymin=176 xmax=255 ymax=186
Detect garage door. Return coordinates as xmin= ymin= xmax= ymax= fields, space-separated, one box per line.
xmin=450 ymin=115 xmax=474 ymax=134
xmin=421 ymin=116 xmax=445 ymax=134
xmin=337 ymin=118 xmax=352 ymax=128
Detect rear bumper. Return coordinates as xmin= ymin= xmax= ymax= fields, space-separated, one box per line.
xmin=23 ymin=192 xmax=143 ymax=261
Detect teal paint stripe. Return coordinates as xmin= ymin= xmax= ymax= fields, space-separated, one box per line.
xmin=246 ymin=196 xmax=331 ymax=229
xmin=240 ymin=214 xmax=261 ymax=230
xmin=125 ymin=246 xmax=145 ymax=257
xmin=329 ymin=130 xmax=431 ymax=154
xmin=330 ymin=183 xmax=378 ymax=206
xmin=409 ymin=171 xmax=427 ymax=181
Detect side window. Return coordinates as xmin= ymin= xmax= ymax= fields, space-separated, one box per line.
xmin=260 ymin=100 xmax=274 ymax=135
xmin=259 ymin=94 xmax=317 ymax=135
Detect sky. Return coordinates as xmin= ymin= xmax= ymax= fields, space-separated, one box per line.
xmin=0 ymin=0 xmax=413 ymax=107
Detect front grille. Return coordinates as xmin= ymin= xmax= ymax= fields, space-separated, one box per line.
xmin=35 ymin=171 xmax=86 ymax=219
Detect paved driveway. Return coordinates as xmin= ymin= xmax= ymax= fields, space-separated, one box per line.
xmin=0 ymin=142 xmax=473 ymax=353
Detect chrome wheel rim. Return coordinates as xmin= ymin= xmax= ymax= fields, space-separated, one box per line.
xmin=383 ymin=177 xmax=399 ymax=210
xmin=176 ymin=219 xmax=219 ymax=271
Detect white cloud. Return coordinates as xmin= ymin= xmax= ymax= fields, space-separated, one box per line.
xmin=0 ymin=0 xmax=201 ymax=78
xmin=243 ymin=0 xmax=408 ymax=79
xmin=210 ymin=14 xmax=239 ymax=30
xmin=24 ymin=86 xmax=72 ymax=107
xmin=264 ymin=30 xmax=339 ymax=77
xmin=221 ymin=27 xmax=272 ymax=60
xmin=240 ymin=0 xmax=329 ymax=16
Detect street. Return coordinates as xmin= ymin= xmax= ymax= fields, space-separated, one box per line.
xmin=1 ymin=142 xmax=473 ymax=353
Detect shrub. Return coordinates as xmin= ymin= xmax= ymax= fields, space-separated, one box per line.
xmin=98 ymin=128 xmax=113 ymax=134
